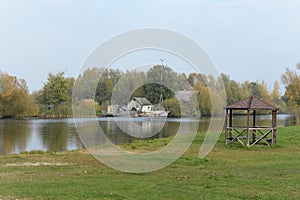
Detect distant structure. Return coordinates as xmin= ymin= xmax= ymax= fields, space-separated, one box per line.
xmin=225 ymin=96 xmax=278 ymax=147
xmin=127 ymin=97 xmax=152 ymax=112
xmin=175 ymin=91 xmax=198 ymax=103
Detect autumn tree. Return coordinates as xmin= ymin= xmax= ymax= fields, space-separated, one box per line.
xmin=0 ymin=72 xmax=39 ymax=117
xmin=163 ymin=98 xmax=180 ymax=117
xmin=271 ymin=81 xmax=282 ymax=107
xmin=281 ymin=66 xmax=300 ymax=112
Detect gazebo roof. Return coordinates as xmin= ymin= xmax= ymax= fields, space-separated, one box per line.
xmin=226 ymin=96 xmax=278 ymax=110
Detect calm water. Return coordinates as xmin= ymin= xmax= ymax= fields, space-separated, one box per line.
xmin=0 ymin=114 xmax=297 ymax=156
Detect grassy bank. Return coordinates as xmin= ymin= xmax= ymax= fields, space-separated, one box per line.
xmin=1 ymin=126 xmax=300 ymax=199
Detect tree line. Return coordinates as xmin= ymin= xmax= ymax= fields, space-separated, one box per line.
xmin=0 ymin=65 xmax=299 ymax=118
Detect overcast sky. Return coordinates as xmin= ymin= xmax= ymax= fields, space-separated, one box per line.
xmin=0 ymin=0 xmax=300 ymax=93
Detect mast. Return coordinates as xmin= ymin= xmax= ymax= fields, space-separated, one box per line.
xmin=159 ymin=59 xmax=165 ymax=105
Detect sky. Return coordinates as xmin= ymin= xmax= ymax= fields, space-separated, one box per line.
xmin=0 ymin=0 xmax=300 ymax=93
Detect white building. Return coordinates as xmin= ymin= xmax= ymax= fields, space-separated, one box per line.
xmin=127 ymin=97 xmax=152 ymax=113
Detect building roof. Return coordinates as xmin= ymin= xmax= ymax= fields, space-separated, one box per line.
xmin=226 ymin=96 xmax=278 ymax=110
xmin=132 ymin=97 xmax=151 ymax=106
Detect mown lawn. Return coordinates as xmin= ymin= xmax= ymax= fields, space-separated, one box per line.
xmin=0 ymin=126 xmax=300 ymax=199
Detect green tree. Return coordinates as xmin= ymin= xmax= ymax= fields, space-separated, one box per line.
xmin=95 ymin=68 xmax=122 ymax=105
xmin=248 ymin=82 xmax=262 ymax=98
xmin=74 ymin=68 xmax=105 ymax=101
xmin=220 ymin=73 xmax=242 ymax=105
xmin=163 ymin=98 xmax=180 ymax=117
xmin=41 ymin=72 xmax=71 ymax=105
xmin=96 ymin=78 xmax=114 ymax=105
xmin=143 ymin=83 xmax=174 ymax=104
xmin=37 ymin=72 xmax=74 ymax=117
xmin=145 ymin=65 xmax=185 ymax=104
xmin=74 ymin=68 xmax=122 ymax=105
xmin=110 ymin=70 xmax=144 ymax=105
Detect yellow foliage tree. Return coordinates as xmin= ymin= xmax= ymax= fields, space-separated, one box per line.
xmin=0 ymin=72 xmax=39 ymax=117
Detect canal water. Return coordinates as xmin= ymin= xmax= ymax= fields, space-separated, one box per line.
xmin=0 ymin=114 xmax=297 ymax=156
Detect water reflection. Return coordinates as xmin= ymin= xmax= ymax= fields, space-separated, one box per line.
xmin=76 ymin=118 xmax=181 ymax=146
xmin=0 ymin=114 xmax=298 ymax=156
xmin=0 ymin=120 xmax=32 ymax=155
xmin=0 ymin=119 xmax=82 ymax=156
xmin=40 ymin=122 xmax=72 ymax=152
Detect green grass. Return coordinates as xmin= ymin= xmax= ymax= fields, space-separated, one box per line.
xmin=1 ymin=126 xmax=300 ymax=199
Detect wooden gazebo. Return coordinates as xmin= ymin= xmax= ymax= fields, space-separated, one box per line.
xmin=225 ymin=96 xmax=278 ymax=147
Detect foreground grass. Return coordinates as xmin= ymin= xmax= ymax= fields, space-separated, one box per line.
xmin=1 ymin=126 xmax=300 ymax=199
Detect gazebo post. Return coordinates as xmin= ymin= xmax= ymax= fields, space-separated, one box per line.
xmin=246 ymin=109 xmax=250 ymax=147
xmin=225 ymin=109 xmax=228 ymax=144
xmin=252 ymin=110 xmax=256 ymax=143
xmin=272 ymin=110 xmax=277 ymax=144
xmin=229 ymin=109 xmax=232 ymax=127
xmin=229 ymin=109 xmax=233 ymax=140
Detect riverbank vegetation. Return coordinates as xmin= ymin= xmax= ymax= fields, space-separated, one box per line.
xmin=0 ymin=72 xmax=39 ymax=118
xmin=1 ymin=64 xmax=300 ymax=118
xmin=1 ymin=126 xmax=300 ymax=199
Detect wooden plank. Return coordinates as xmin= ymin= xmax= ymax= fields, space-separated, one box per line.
xmin=246 ymin=109 xmax=250 ymax=147
xmin=252 ymin=110 xmax=256 ymax=143
xmin=253 ymin=110 xmax=256 ymax=127
xmin=225 ymin=109 xmax=229 ymax=145
xmin=229 ymin=109 xmax=232 ymax=127
xmin=249 ymin=130 xmax=272 ymax=147
xmin=226 ymin=129 xmax=246 ymax=145
xmin=272 ymin=110 xmax=277 ymax=144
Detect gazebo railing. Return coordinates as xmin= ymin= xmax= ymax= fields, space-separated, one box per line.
xmin=226 ymin=126 xmax=276 ymax=147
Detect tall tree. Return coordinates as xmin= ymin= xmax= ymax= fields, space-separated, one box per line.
xmin=248 ymin=82 xmax=262 ymax=98
xmin=272 ymin=81 xmax=281 ymax=104
xmin=144 ymin=65 xmax=184 ymax=104
xmin=73 ymin=68 xmax=105 ymax=100
xmin=220 ymin=73 xmax=242 ymax=105
xmin=41 ymin=72 xmax=71 ymax=105
xmin=281 ymin=67 xmax=300 ymax=111
xmin=96 ymin=77 xmax=113 ymax=104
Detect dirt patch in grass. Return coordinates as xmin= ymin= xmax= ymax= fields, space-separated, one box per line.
xmin=0 ymin=195 xmax=31 ymax=200
xmin=5 ymin=162 xmax=71 ymax=167
xmin=0 ymin=171 xmax=22 ymax=177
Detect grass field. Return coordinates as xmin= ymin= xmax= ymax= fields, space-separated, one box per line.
xmin=1 ymin=126 xmax=300 ymax=199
